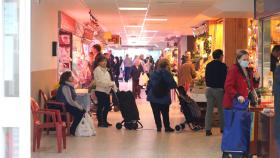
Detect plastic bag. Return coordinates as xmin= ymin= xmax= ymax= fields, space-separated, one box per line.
xmin=75 ymin=113 xmax=96 ymax=137
xmin=139 ymin=73 xmax=149 ymax=86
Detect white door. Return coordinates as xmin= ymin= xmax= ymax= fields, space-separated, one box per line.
xmin=0 ymin=0 xmax=30 ymax=157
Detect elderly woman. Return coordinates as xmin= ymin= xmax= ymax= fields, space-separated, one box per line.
xmin=93 ymin=55 xmax=118 ymax=128
xmin=222 ymin=50 xmax=260 ymax=157
xmin=223 ymin=50 xmax=260 ymax=108
xmin=146 ymin=59 xmax=177 ymax=132
xmin=56 ymin=71 xmax=86 ymax=136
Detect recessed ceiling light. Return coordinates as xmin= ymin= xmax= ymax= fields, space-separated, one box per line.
xmin=119 ymin=7 xmax=148 ymax=11
xmin=124 ymin=25 xmax=143 ymax=28
xmin=143 ymin=30 xmax=158 ymax=32
xmin=144 ymin=18 xmax=168 ymax=21
xmin=141 ymin=37 xmax=153 ymax=38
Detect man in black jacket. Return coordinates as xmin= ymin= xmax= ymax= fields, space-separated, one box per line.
xmin=205 ymin=49 xmax=227 ymax=136
xmin=131 ymin=59 xmax=144 ymax=98
xmin=271 ymin=45 xmax=280 ymax=93
xmin=93 ymin=44 xmax=103 ymax=70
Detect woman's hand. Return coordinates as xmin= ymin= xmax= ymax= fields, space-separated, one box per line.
xmin=237 ymin=96 xmax=245 ymax=103
xmin=253 ymin=71 xmax=260 ymax=80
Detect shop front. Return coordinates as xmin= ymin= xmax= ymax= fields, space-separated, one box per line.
xmin=251 ymin=1 xmax=280 ymax=156
xmin=57 ymin=11 xmax=106 ymax=88
xmin=257 ymin=14 xmax=280 ymax=93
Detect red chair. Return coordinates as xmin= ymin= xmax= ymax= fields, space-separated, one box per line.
xmin=31 ymin=98 xmax=66 ymax=153
xmin=39 ymin=89 xmax=72 ymax=135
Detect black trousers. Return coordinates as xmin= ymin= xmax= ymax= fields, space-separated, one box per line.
xmin=132 ymin=79 xmax=140 ymax=97
xmin=65 ymin=105 xmax=85 ymax=134
xmin=95 ymin=91 xmax=111 ymax=124
xmin=114 ymin=74 xmax=120 ymax=88
xmin=150 ymin=102 xmax=171 ymax=129
xmin=124 ymin=67 xmax=131 ymax=82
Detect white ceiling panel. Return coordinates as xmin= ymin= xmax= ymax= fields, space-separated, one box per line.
xmin=51 ymin=0 xmax=256 ymax=45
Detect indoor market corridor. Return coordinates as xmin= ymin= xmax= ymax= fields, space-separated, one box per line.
xmin=32 ymin=82 xmax=222 ymax=158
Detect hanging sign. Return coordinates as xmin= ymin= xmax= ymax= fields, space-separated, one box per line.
xmin=58 ymin=11 xmax=76 ymax=33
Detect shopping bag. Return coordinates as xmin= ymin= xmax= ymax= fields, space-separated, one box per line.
xmin=75 ymin=113 xmax=96 ymax=137
xmin=221 ymin=109 xmax=251 ymax=153
xmin=139 ymin=73 xmax=149 ymax=86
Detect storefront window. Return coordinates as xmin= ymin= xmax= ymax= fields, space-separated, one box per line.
xmin=3 ymin=0 xmax=19 ymax=97
xmin=259 ymin=15 xmax=280 ymax=92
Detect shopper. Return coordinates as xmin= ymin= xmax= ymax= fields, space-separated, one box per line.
xmin=104 ymin=52 xmax=115 ymax=81
xmin=56 ymin=71 xmax=86 ymax=136
xmin=113 ymin=56 xmax=122 ymax=88
xmin=123 ymin=54 xmax=133 ymax=82
xmin=223 ymin=50 xmax=260 ymax=108
xmin=146 ymin=59 xmax=177 ymax=132
xmin=274 ymin=64 xmax=280 ymax=155
xmin=93 ymin=44 xmax=103 ymax=70
xmin=205 ymin=49 xmax=227 ymax=136
xmin=131 ymin=59 xmax=144 ymax=98
xmin=271 ymin=45 xmax=280 ymax=92
xmin=93 ymin=55 xmax=118 ymax=127
xmin=177 ymin=52 xmax=196 ymax=92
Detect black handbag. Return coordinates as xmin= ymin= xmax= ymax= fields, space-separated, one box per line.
xmin=248 ymin=89 xmax=258 ymax=106
xmin=245 ymin=73 xmax=258 ymax=107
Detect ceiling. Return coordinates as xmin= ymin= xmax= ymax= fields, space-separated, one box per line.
xmin=41 ymin=0 xmax=255 ymax=46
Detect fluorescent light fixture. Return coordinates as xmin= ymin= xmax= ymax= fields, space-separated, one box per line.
xmin=124 ymin=25 xmax=143 ymax=28
xmin=119 ymin=7 xmax=147 ymax=11
xmin=144 ymin=18 xmax=168 ymax=21
xmin=140 ymin=37 xmax=153 ymax=39
xmin=143 ymin=30 xmax=158 ymax=32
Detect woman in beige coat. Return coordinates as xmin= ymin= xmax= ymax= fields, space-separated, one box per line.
xmin=177 ymin=54 xmax=196 ymax=92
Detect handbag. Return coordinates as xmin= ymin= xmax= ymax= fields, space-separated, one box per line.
xmin=244 ymin=72 xmax=258 ymax=107
xmin=248 ymin=89 xmax=258 ymax=106
xmin=75 ymin=113 xmax=96 ymax=137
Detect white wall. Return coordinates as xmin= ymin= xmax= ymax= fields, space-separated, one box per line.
xmin=31 ymin=1 xmax=58 ymax=72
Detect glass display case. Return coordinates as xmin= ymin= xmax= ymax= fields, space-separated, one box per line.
xmin=258 ymin=15 xmax=280 ymax=93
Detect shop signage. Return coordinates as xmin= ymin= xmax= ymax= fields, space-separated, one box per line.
xmin=58 ymin=11 xmax=76 ymax=33
xmin=83 ymin=28 xmax=94 ymax=40
xmin=108 ymin=35 xmax=121 ymax=44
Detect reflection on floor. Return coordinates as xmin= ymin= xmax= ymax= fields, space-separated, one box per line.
xmin=32 ymin=81 xmax=222 ymax=158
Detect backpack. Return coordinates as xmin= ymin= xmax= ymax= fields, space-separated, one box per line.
xmin=152 ymin=72 xmax=169 ymax=98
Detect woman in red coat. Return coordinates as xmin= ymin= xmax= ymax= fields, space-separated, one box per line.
xmin=223 ymin=50 xmax=260 ymax=108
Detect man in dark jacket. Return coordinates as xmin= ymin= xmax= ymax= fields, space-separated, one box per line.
xmin=271 ymin=45 xmax=280 ymax=93
xmin=131 ymin=59 xmax=143 ymax=98
xmin=205 ymin=49 xmax=227 ymax=136
xmin=93 ymin=44 xmax=103 ymax=70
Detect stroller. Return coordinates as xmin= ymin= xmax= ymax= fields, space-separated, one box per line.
xmin=175 ymin=86 xmax=203 ymax=131
xmin=115 ymin=91 xmax=143 ymax=130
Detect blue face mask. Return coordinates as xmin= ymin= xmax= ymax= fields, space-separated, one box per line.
xmin=239 ymin=60 xmax=249 ymax=68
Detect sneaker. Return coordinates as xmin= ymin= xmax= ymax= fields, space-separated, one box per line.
xmin=206 ymin=130 xmax=212 ymax=136
xmin=165 ymin=128 xmax=175 ymax=132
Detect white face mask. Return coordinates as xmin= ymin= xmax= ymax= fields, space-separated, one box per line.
xmin=239 ymin=60 xmax=249 ymax=68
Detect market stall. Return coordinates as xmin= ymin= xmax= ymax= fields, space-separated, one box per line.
xmin=57 ymin=11 xmax=107 ymax=88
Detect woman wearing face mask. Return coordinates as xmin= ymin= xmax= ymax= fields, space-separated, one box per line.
xmin=223 ymin=50 xmax=260 ymax=108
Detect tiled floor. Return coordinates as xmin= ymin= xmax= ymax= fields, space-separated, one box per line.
xmin=32 ymin=81 xmax=223 ymax=158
